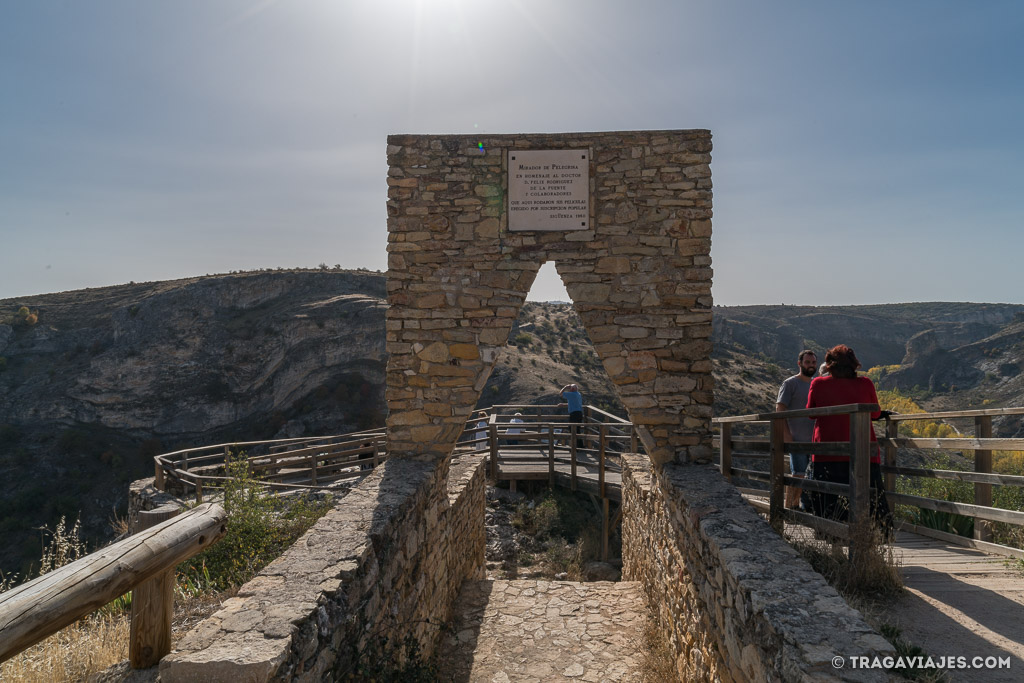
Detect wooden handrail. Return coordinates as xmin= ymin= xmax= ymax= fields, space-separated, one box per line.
xmin=717 ymin=402 xmax=1024 ymax=557
xmin=0 ymin=503 xmax=227 ymax=665
xmin=714 ymin=403 xmax=879 ymax=424
xmin=887 ymin=406 xmax=1024 ymax=421
xmin=153 ymin=404 xmax=635 ymax=498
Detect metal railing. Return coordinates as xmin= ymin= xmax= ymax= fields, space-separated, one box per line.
xmin=715 ymin=404 xmax=1024 ymax=560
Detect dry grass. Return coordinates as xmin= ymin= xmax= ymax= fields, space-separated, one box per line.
xmin=0 ymin=588 xmax=234 ymax=682
xmin=787 ymin=520 xmax=903 ymax=599
xmin=637 ymin=617 xmax=678 ymax=682
xmin=0 ymin=612 xmax=130 ymax=682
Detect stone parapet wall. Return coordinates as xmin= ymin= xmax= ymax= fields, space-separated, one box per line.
xmin=159 ymin=453 xmax=486 ymax=682
xmin=621 ymin=454 xmax=893 ymax=682
xmin=385 ymin=130 xmax=714 ymax=466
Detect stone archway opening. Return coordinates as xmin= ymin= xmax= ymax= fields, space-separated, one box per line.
xmin=384 ymin=130 xmax=713 ymax=471
xmin=528 ymin=260 xmax=570 ymax=303
xmin=481 ymin=260 xmax=624 ymax=420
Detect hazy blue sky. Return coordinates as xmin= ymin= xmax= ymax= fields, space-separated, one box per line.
xmin=2 ymin=1 xmax=1022 ymax=305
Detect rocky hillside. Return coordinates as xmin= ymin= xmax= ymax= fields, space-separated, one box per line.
xmin=715 ymin=303 xmax=1024 ymax=370
xmin=4 ymin=271 xmax=1024 ymax=577
xmin=0 ymin=270 xmax=388 ymax=577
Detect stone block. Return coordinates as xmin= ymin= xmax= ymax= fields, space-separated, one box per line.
xmin=594 ymin=256 xmax=632 ymax=274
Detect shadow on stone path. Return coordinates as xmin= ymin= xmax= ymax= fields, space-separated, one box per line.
xmin=439 ymin=579 xmax=648 ymax=682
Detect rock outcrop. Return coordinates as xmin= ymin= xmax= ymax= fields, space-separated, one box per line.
xmin=0 ymin=270 xmax=387 ymax=576
xmin=0 ymin=270 xmax=387 ymax=437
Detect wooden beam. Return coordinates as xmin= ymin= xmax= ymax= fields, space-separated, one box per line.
xmin=714 ymin=403 xmax=878 ymax=424
xmin=888 ymin=437 xmax=1024 ymax=450
xmin=896 ymin=521 xmax=1024 ymax=560
xmin=884 ymin=419 xmax=898 ymax=494
xmin=719 ymin=423 xmax=732 ymax=482
xmin=887 ymin=492 xmax=1024 ymax=526
xmin=601 ymin=497 xmax=610 ymax=562
xmin=544 ymin=430 xmax=553 ymax=488
xmin=769 ymin=420 xmax=785 ymax=533
xmin=888 ymin=406 xmax=1024 ymax=421
xmin=880 ymin=466 xmax=1024 ymax=487
xmin=975 ymin=415 xmax=993 ymax=543
xmin=848 ymin=411 xmax=871 ymax=564
xmin=570 ymin=426 xmax=577 ymax=492
xmin=129 ymin=506 xmax=181 ymax=668
xmin=0 ymin=503 xmax=227 ymax=664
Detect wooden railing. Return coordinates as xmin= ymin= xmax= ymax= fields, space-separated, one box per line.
xmin=153 ymin=430 xmax=386 ymax=501
xmin=457 ymin=404 xmax=638 ymax=493
xmin=0 ymin=503 xmax=227 ymax=667
xmin=715 ymin=404 xmax=1024 ymax=560
xmin=152 ymin=404 xmax=638 ymax=502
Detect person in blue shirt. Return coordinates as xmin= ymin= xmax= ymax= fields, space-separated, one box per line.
xmin=560 ymin=383 xmax=584 ymax=449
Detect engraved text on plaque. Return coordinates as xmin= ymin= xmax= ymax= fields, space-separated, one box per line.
xmin=508 ymin=149 xmax=589 ymax=231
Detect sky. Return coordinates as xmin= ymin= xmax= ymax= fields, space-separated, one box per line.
xmin=1 ymin=0 xmax=1022 ymax=306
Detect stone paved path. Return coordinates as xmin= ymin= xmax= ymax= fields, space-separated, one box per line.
xmin=438 ymin=579 xmax=648 ymax=682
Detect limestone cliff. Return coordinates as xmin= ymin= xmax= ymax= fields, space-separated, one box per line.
xmin=714 ymin=302 xmax=1024 ymax=370
xmin=0 ymin=270 xmax=387 ymax=576
xmin=0 ymin=270 xmax=387 ymax=437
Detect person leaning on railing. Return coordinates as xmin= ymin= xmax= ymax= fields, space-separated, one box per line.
xmin=560 ymin=383 xmax=585 ymax=449
xmin=806 ymin=344 xmax=893 ymax=533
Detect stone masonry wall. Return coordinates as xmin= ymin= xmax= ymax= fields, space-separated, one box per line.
xmin=621 ymin=454 xmax=893 ymax=682
xmin=386 ymin=130 xmax=713 ymax=466
xmin=159 ymin=453 xmax=486 ymax=682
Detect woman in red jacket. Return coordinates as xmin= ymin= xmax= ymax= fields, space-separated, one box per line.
xmin=807 ymin=345 xmax=892 ymax=529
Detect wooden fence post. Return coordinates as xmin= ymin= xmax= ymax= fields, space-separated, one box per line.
xmin=601 ymin=497 xmax=610 ymax=562
xmin=884 ymin=418 xmax=898 ymax=494
xmin=975 ymin=415 xmax=993 ymax=542
xmin=848 ymin=410 xmax=872 ymax=563
xmin=769 ymin=419 xmax=786 ymax=533
xmin=489 ymin=422 xmax=499 ymax=480
xmin=599 ymin=425 xmax=607 ymax=499
xmin=570 ymin=425 xmax=578 ymax=492
xmin=0 ymin=503 xmax=226 ymax=665
xmin=154 ymin=460 xmax=165 ymax=491
xmin=720 ymin=423 xmax=733 ymax=482
xmin=548 ymin=427 xmax=556 ymax=488
xmin=129 ymin=506 xmax=181 ymax=668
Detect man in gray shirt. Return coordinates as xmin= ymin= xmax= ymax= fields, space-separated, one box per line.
xmin=776 ymin=349 xmax=817 ymax=509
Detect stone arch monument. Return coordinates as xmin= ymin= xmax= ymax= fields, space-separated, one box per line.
xmin=385 ymin=130 xmax=713 ymax=467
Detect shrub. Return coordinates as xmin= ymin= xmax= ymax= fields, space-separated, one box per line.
xmin=177 ymin=455 xmax=331 ymax=590
xmin=508 ymin=488 xmax=607 ymax=577
xmin=513 ymin=333 xmax=533 ymax=346
xmin=57 ymin=428 xmax=92 ymax=455
xmin=13 ymin=306 xmax=39 ymax=327
xmin=866 ymin=365 xmax=901 ymax=382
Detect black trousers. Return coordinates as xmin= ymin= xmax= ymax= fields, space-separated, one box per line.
xmin=808 ymin=460 xmax=893 ymax=533
xmin=569 ymin=410 xmax=583 ymax=449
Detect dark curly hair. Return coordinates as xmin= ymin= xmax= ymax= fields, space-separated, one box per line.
xmin=824 ymin=344 xmax=860 ymax=379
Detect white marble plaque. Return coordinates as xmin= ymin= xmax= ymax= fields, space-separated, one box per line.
xmin=508 ymin=149 xmax=589 ymax=231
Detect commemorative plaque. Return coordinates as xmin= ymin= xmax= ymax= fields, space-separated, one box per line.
xmin=508 ymin=149 xmax=589 ymax=231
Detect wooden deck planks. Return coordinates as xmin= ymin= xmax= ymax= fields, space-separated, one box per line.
xmin=492 ymin=447 xmax=623 ymax=500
